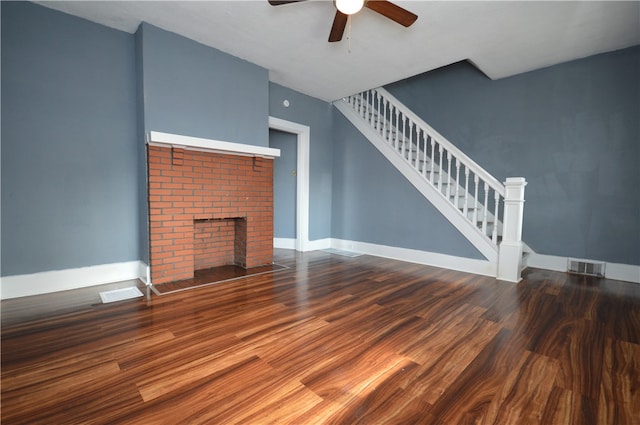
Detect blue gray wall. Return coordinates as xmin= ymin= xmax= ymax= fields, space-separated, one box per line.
xmin=1 ymin=2 xmax=139 ymax=276
xmin=331 ymin=112 xmax=484 ymax=259
xmin=269 ymin=83 xmax=334 ymax=241
xmin=269 ymin=129 xmax=297 ymax=239
xmin=135 ymin=26 xmax=149 ymax=265
xmin=385 ymin=47 xmax=640 ymax=265
xmin=139 ymin=23 xmax=269 ymax=147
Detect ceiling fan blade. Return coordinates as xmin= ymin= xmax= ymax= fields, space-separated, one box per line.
xmin=268 ymin=0 xmax=306 ymax=5
xmin=328 ymin=11 xmax=349 ymax=42
xmin=365 ymin=1 xmax=417 ymax=27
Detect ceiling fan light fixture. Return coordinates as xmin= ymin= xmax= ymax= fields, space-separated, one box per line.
xmin=335 ymin=0 xmax=364 ymax=15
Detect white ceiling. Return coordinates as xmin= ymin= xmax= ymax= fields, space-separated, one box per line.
xmin=36 ymin=1 xmax=640 ymax=102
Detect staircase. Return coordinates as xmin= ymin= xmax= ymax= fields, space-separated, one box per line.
xmin=334 ymin=87 xmax=528 ymax=282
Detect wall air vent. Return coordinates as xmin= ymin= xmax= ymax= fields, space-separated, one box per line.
xmin=567 ymin=259 xmax=606 ymax=277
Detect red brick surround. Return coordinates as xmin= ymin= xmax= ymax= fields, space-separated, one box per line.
xmin=147 ymin=145 xmax=274 ymax=284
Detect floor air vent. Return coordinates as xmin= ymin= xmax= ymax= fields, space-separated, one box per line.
xmin=99 ymin=287 xmax=144 ymax=304
xmin=567 ymin=259 xmax=605 ymax=277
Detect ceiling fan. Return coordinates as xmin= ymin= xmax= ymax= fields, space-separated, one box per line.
xmin=268 ymin=0 xmax=418 ymax=42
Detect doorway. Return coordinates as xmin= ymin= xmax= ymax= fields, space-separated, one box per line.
xmin=268 ymin=117 xmax=310 ymax=252
xmin=270 ymin=129 xmax=297 ymax=242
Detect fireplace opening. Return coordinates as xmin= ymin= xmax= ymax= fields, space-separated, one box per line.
xmin=194 ymin=217 xmax=247 ymax=270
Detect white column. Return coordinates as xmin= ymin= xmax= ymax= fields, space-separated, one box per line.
xmin=497 ymin=177 xmax=527 ymax=283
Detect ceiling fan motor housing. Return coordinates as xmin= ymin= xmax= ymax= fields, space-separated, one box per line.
xmin=268 ymin=0 xmax=418 ymax=43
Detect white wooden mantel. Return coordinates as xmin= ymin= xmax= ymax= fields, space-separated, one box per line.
xmin=146 ymin=131 xmax=280 ymax=158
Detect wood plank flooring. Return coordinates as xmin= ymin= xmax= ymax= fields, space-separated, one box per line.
xmin=2 ymin=249 xmax=639 ymax=424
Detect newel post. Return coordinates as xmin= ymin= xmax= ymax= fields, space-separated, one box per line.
xmin=497 ymin=177 xmax=527 ymax=282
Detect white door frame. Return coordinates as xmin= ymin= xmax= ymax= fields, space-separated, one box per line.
xmin=268 ymin=116 xmax=310 ymax=252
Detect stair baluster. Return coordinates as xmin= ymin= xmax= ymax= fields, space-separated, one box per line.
xmin=393 ymin=109 xmax=400 ymax=149
xmin=430 ymin=138 xmax=436 ymax=184
xmin=473 ymin=174 xmax=479 ymax=226
xmin=482 ymin=182 xmax=489 ymax=234
xmin=463 ymin=167 xmax=470 ymax=218
xmin=365 ymin=91 xmax=371 ymax=123
xmin=421 ymin=130 xmax=428 ymax=178
xmin=492 ymin=192 xmax=500 ymax=243
xmin=438 ymin=144 xmax=444 ymax=193
xmin=382 ymin=99 xmax=388 ymax=138
xmin=376 ymin=92 xmax=382 ymax=132
xmin=446 ymin=152 xmax=452 ymax=199
xmin=408 ymin=120 xmax=414 ymax=164
xmin=454 ymin=160 xmax=461 ymax=209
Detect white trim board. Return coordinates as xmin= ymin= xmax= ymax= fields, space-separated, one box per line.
xmin=274 ymin=238 xmax=331 ymax=251
xmin=278 ymin=238 xmax=640 ymax=284
xmin=147 ymin=131 xmax=280 ymax=158
xmin=527 ymin=252 xmax=640 ymax=284
xmin=274 ymin=238 xmax=296 ymax=250
xmin=0 ymin=261 xmax=149 ymax=300
xmin=306 ymin=238 xmax=332 ymax=252
xmin=274 ymin=237 xmax=495 ymax=277
xmin=268 ymin=117 xmax=311 ymax=252
xmin=327 ymin=239 xmax=639 ymax=284
xmin=331 ymin=238 xmax=497 ymax=277
xmin=139 ymin=261 xmax=151 ymax=285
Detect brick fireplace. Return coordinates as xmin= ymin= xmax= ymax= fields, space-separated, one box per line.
xmin=146 ymin=133 xmax=279 ymax=284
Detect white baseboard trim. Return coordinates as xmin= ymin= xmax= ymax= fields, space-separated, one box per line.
xmin=273 ymin=238 xmax=331 ymax=252
xmin=274 ymin=238 xmax=331 ymax=251
xmin=0 ymin=261 xmax=149 ymax=300
xmin=305 ymin=238 xmax=332 ymax=251
xmin=276 ymin=237 xmax=494 ymax=277
xmin=274 ymin=238 xmax=296 ymax=250
xmin=275 ymin=238 xmax=640 ymax=284
xmin=527 ymin=252 xmax=640 ymax=284
xmin=331 ymin=238 xmax=497 ymax=277
xmin=138 ymin=261 xmax=151 ymax=286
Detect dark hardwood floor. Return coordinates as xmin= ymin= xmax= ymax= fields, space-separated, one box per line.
xmin=2 ymin=249 xmax=639 ymax=424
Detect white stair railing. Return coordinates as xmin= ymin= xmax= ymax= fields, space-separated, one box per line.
xmin=345 ymin=88 xmax=506 ymax=244
xmin=338 ymin=87 xmax=527 ymax=281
